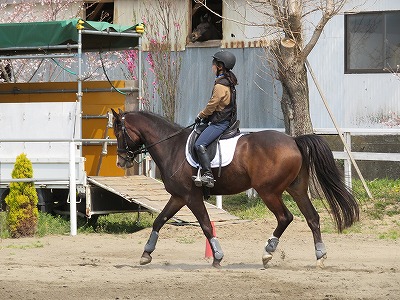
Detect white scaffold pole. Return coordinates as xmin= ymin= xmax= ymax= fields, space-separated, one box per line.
xmin=216 ymin=195 xmax=222 ymax=209
xmin=69 ymin=141 xmax=77 ymax=236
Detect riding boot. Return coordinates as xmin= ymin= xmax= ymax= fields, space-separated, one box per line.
xmin=195 ymin=145 xmax=215 ymax=188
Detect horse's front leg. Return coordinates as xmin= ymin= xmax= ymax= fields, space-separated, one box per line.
xmin=140 ymin=196 xmax=185 ymax=265
xmin=187 ymin=194 xmax=224 ymax=268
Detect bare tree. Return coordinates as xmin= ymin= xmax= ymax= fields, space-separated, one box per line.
xmin=198 ymin=0 xmax=350 ymax=136
xmin=266 ymin=0 xmax=349 ymax=135
xmin=142 ymin=0 xmax=183 ymax=122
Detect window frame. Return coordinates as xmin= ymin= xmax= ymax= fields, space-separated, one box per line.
xmin=344 ymin=10 xmax=400 ymax=74
xmin=187 ymin=0 xmax=223 ymax=47
xmin=84 ymin=0 xmax=115 ymax=23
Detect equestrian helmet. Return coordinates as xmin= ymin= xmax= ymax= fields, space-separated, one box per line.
xmin=212 ymin=50 xmax=236 ymax=70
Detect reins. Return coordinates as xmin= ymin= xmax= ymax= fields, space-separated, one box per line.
xmin=117 ymin=113 xmax=195 ymax=163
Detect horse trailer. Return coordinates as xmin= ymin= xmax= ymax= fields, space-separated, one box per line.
xmin=0 ymin=19 xmax=146 ymax=228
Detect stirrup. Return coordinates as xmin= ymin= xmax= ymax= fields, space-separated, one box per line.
xmin=192 ymin=168 xmax=203 ymax=187
xmin=201 ymin=173 xmax=215 ymax=188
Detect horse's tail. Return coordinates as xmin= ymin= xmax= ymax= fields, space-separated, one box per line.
xmin=294 ymin=134 xmax=359 ymax=232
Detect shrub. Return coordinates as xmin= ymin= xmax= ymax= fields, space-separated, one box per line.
xmin=5 ymin=153 xmax=38 ymax=238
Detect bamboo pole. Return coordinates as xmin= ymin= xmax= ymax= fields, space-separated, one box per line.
xmin=305 ymin=59 xmax=373 ymax=199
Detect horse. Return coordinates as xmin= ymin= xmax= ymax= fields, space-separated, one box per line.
xmin=111 ymin=109 xmax=359 ymax=268
xmin=191 ymin=13 xmax=222 ymax=42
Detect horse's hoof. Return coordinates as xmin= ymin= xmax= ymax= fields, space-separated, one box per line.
xmin=262 ymin=252 xmax=273 ymax=268
xmin=139 ymin=252 xmax=152 ymax=265
xmin=316 ymin=254 xmax=327 ymax=269
xmin=212 ymin=258 xmax=222 ymax=268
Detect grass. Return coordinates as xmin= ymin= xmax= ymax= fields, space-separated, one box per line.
xmin=0 ymin=211 xmax=8 ymax=239
xmin=353 ymin=178 xmax=400 ymax=220
xmin=0 ymin=210 xmax=156 ymax=239
xmin=6 ymin=240 xmax=45 ymax=250
xmin=92 ymin=212 xmax=155 ymax=234
xmin=208 ymin=178 xmax=400 ymax=239
xmin=0 ymin=179 xmax=399 ymax=240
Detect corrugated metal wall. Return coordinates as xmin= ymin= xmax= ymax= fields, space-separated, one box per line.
xmin=142 ymin=47 xmax=284 ymax=128
xmin=308 ymin=0 xmax=400 ymax=128
xmin=7 ymin=0 xmax=398 ymax=129
xmin=136 ymin=0 xmax=400 ymax=129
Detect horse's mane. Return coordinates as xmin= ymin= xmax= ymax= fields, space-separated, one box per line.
xmin=128 ymin=110 xmax=184 ymax=136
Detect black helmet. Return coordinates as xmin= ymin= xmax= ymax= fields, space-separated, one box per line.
xmin=212 ymin=50 xmax=236 ymax=70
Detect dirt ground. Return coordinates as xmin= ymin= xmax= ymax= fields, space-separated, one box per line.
xmin=0 ymin=217 xmax=399 ymax=300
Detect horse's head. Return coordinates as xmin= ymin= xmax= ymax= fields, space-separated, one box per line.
xmin=191 ymin=13 xmax=221 ymax=42
xmin=111 ymin=108 xmax=143 ymax=169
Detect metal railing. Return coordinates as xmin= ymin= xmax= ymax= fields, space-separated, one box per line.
xmin=227 ymin=128 xmax=400 ymax=200
xmin=2 ymin=128 xmax=399 ymax=234
xmin=0 ymin=139 xmax=92 ymax=236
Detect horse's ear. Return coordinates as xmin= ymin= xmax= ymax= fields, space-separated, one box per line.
xmin=111 ymin=108 xmax=119 ymax=120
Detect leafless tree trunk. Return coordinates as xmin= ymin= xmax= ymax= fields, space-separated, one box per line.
xmin=261 ymin=0 xmax=347 ymax=136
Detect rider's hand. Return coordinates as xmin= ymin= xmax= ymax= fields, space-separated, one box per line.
xmin=195 ymin=116 xmax=202 ymax=124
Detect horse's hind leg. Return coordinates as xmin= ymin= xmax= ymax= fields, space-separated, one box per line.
xmin=286 ymin=184 xmax=327 ymax=268
xmin=257 ymin=189 xmax=294 ymax=268
xmin=140 ymin=196 xmax=185 ymax=265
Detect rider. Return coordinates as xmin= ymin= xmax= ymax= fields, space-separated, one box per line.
xmin=194 ymin=50 xmax=238 ymax=188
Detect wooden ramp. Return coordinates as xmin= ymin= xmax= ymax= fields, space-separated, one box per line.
xmin=88 ymin=176 xmax=240 ymax=223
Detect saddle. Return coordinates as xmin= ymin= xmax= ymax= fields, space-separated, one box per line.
xmin=187 ymin=120 xmax=241 ymax=170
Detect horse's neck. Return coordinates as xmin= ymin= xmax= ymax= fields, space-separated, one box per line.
xmin=136 ymin=114 xmax=178 ymax=146
xmin=134 ymin=114 xmax=187 ymax=175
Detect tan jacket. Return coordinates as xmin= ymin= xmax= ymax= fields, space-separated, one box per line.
xmin=198 ymin=83 xmax=231 ymax=119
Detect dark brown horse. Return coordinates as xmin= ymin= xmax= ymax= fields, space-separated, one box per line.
xmin=111 ymin=109 xmax=359 ymax=268
xmin=191 ymin=13 xmax=222 ymax=42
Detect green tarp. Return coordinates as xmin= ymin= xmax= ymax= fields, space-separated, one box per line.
xmin=0 ymin=19 xmax=141 ymax=54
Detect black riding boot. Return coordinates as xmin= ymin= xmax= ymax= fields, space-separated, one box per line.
xmin=195 ymin=145 xmax=215 ymax=188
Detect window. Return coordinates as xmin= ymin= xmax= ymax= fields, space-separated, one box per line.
xmin=84 ymin=1 xmax=114 ymax=23
xmin=190 ymin=0 xmax=222 ymax=43
xmin=345 ymin=11 xmax=400 ymax=73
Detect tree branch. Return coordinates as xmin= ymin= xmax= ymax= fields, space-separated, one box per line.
xmin=300 ymin=0 xmax=346 ymax=60
xmin=300 ymin=15 xmax=328 ymax=59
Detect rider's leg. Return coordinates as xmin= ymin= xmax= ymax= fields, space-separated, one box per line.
xmin=195 ymin=144 xmax=214 ymax=187
xmin=194 ymin=121 xmax=229 ymax=188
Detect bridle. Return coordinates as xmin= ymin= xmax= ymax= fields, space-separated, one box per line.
xmin=116 ymin=114 xmax=143 ymax=164
xmin=116 ymin=113 xmax=195 ymax=164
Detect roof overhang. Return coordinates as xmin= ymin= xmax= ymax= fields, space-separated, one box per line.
xmin=0 ymin=19 xmax=143 ymax=55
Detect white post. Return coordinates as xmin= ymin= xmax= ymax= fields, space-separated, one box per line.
xmin=344 ymin=132 xmax=352 ymax=189
xmin=69 ymin=142 xmax=77 ymax=236
xmin=216 ymin=195 xmax=222 ymax=209
xmin=138 ymin=154 xmax=143 ymax=175
xmin=150 ymin=159 xmax=156 ymax=178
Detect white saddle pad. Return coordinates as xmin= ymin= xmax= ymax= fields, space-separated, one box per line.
xmin=185 ymin=133 xmax=243 ymax=168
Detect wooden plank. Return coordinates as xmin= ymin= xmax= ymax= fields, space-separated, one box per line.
xmin=88 ymin=175 xmax=240 ymax=223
